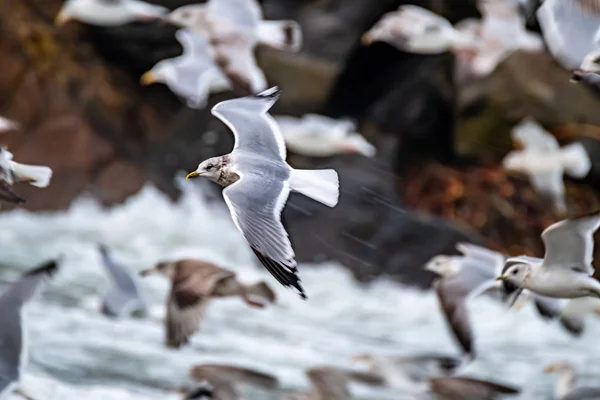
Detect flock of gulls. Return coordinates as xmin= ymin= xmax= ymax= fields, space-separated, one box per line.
xmin=1 ymin=0 xmax=600 ymax=399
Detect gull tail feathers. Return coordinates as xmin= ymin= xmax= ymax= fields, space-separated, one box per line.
xmin=289 ymin=169 xmax=339 ymax=207
xmin=561 ymin=143 xmax=591 ymax=178
xmin=10 ymin=162 xmax=52 ymax=188
xmin=257 ymin=20 xmax=302 ymax=52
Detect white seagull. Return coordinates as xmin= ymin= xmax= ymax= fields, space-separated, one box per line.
xmin=497 ymin=213 xmax=600 ymax=299
xmin=545 ymin=361 xmax=600 ymax=400
xmin=503 ymin=118 xmax=591 ymax=214
xmin=163 ymin=0 xmax=302 ymax=94
xmin=140 ymin=29 xmax=231 ymax=109
xmin=55 ymin=0 xmax=169 ymax=26
xmin=185 ymin=88 xmax=339 ymax=299
xmin=0 ymin=147 xmax=53 ymax=204
xmin=274 ymin=114 xmax=376 ymax=158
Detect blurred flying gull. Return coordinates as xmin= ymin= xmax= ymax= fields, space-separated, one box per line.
xmin=163 ymin=0 xmax=302 ymax=94
xmin=425 ymin=242 xmax=589 ymax=358
xmin=497 ymin=212 xmax=600 ymax=299
xmin=545 ymin=362 xmax=600 ymax=400
xmin=140 ymin=29 xmax=231 ymax=109
xmin=140 ymin=258 xmax=276 ymax=348
xmin=503 ymin=118 xmax=591 ymax=214
xmin=98 ymin=244 xmax=147 ymax=318
xmin=185 ymin=88 xmax=339 ymax=299
xmin=0 ymin=259 xmax=58 ymax=400
xmin=189 ymin=363 xmax=278 ymax=399
xmin=362 ymin=1 xmax=543 ymax=76
xmin=55 ymin=0 xmax=169 ymax=26
xmin=351 ymin=353 xmax=461 ymax=391
xmin=0 ymin=117 xmax=19 ymax=133
xmin=537 ymin=0 xmax=600 ymax=70
xmin=0 ymin=147 xmax=53 ymax=204
xmin=274 ymin=114 xmax=376 ymax=158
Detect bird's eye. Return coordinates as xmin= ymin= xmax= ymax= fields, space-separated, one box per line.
xmin=182 ymin=11 xmax=191 ymax=19
xmin=512 ymin=269 xmax=518 ymax=275
xmin=206 ymin=164 xmax=213 ymax=171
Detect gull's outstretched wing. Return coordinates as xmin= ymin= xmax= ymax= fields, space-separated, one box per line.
xmin=212 ymin=87 xmax=285 ymax=161
xmin=206 ymin=0 xmax=262 ymax=32
xmin=223 ymin=172 xmax=304 ymax=298
xmin=537 ymin=0 xmax=600 ymax=70
xmin=456 ymin=243 xmax=505 ymax=274
xmin=541 ymin=213 xmax=600 ymax=274
xmin=212 ymin=39 xmax=267 ymax=94
xmin=169 ymin=29 xmax=224 ymax=108
xmin=0 ymin=260 xmax=58 ymax=396
xmin=429 ymin=376 xmax=520 ymax=398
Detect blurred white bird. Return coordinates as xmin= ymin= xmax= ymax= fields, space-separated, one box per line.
xmin=537 ymin=0 xmax=600 ymax=70
xmin=55 ymin=0 xmax=169 ymax=26
xmin=0 ymin=117 xmax=19 ymax=133
xmin=363 ymin=1 xmax=543 ymax=77
xmin=163 ymin=0 xmax=302 ymax=94
xmin=472 ymin=0 xmax=544 ymax=76
xmin=361 ymin=5 xmax=479 ymax=54
xmin=274 ymin=114 xmax=376 ymax=158
xmin=503 ymin=118 xmax=591 ymax=213
xmin=0 ymin=147 xmax=53 ymax=204
xmin=140 ymin=29 xmax=231 ymax=109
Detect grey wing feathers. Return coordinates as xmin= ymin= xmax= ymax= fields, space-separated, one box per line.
xmin=166 ymin=289 xmax=209 ymax=348
xmin=541 ymin=213 xmax=600 ymax=274
xmin=98 ymin=245 xmax=139 ymax=293
xmin=434 ymin=278 xmax=474 ymax=358
xmin=0 ymin=260 xmax=58 ymax=389
xmin=223 ymin=174 xmax=305 ymax=299
xmin=211 ymin=87 xmax=286 ymax=160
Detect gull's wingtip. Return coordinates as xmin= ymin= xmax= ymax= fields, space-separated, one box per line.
xmin=256 ymin=86 xmax=281 ymax=100
xmin=23 ymin=258 xmax=60 ymax=278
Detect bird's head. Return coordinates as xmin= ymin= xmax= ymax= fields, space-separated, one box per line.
xmin=496 ymin=261 xmax=531 ymax=286
xmin=186 ymin=157 xmax=223 ymax=182
xmin=424 ymin=255 xmax=459 ymax=277
xmin=140 ymin=261 xmax=175 ymax=279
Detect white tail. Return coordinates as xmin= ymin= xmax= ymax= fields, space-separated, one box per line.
xmin=561 ymin=143 xmax=591 ymax=178
xmin=257 ymin=20 xmax=302 ymax=52
xmin=289 ymin=169 xmax=339 ymax=207
xmin=10 ymin=162 xmax=52 ymax=188
xmin=343 ymin=134 xmax=377 ymax=157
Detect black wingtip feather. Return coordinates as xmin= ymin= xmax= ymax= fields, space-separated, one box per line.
xmin=22 ymin=259 xmax=59 ymax=278
xmin=256 ymin=86 xmax=281 ymax=101
xmin=251 ymin=248 xmax=307 ymax=300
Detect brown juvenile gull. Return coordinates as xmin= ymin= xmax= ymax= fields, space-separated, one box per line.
xmin=185 ymin=87 xmax=339 ymax=299
xmin=351 ymin=352 xmax=461 ymax=391
xmin=0 ymin=259 xmax=59 ymax=400
xmin=55 ymin=0 xmax=168 ymax=27
xmin=163 ymin=0 xmax=302 ymax=94
xmin=545 ymin=362 xmax=600 ymax=400
xmin=140 ymin=258 xmax=276 ymax=348
xmin=281 ymin=366 xmax=374 ymax=400
xmin=497 ymin=212 xmax=600 ymax=299
xmin=0 ymin=147 xmax=53 ymax=204
xmin=98 ymin=244 xmax=148 ymax=318
xmin=189 ymin=363 xmax=278 ymax=400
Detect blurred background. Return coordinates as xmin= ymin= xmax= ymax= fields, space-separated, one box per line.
xmin=2 ymin=0 xmax=600 ymax=399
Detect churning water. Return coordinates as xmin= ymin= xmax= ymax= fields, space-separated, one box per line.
xmin=0 ymin=181 xmax=598 ymax=399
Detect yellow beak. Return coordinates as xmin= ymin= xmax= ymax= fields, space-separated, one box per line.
xmin=55 ymin=12 xmax=70 ymax=26
xmin=495 ymin=276 xmax=505 ymax=281
xmin=140 ymin=70 xmax=158 ymax=86
xmin=186 ymin=171 xmax=200 ymax=180
xmin=361 ymin=33 xmax=373 ymax=46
